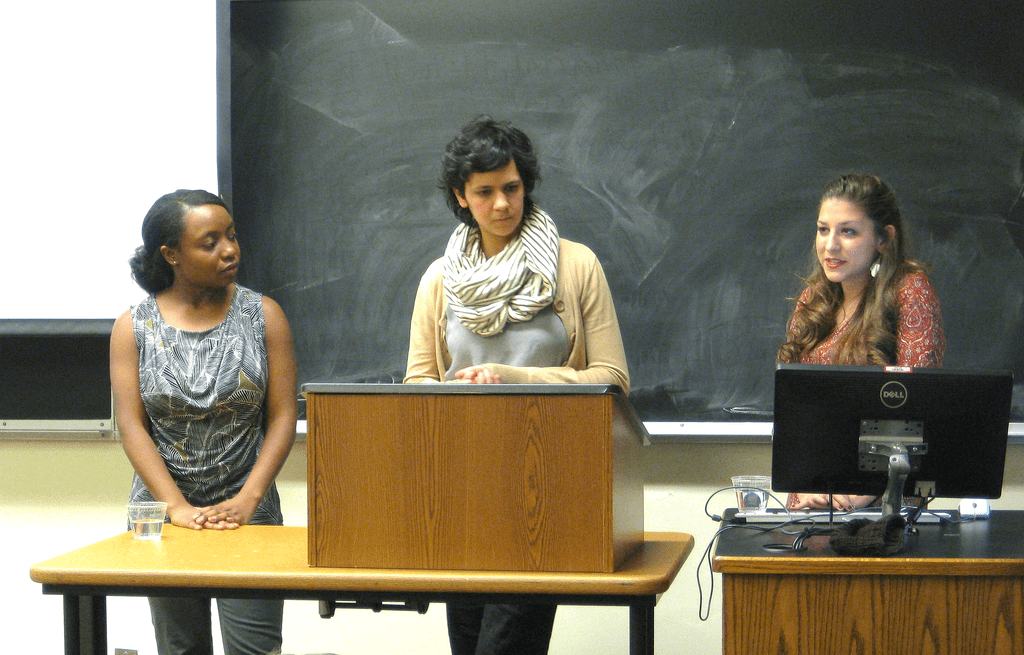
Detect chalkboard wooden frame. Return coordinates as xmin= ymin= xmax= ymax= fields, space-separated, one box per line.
xmin=216 ymin=0 xmax=1024 ymax=436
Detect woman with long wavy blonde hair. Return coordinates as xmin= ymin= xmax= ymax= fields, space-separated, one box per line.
xmin=778 ymin=173 xmax=945 ymax=367
xmin=778 ymin=173 xmax=945 ymax=511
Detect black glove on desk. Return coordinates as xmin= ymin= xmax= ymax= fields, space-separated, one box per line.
xmin=829 ymin=514 xmax=907 ymax=556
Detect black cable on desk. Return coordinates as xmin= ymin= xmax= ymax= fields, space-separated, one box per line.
xmin=697 ymin=487 xmax=826 ymax=621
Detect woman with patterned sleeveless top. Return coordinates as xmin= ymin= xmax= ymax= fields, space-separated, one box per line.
xmin=110 ymin=189 xmax=297 ymax=655
xmin=405 ymin=117 xmax=629 ymax=655
xmin=777 ymin=173 xmax=946 ymax=512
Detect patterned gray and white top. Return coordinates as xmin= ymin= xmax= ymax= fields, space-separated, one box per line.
xmin=127 ymin=285 xmax=282 ymax=525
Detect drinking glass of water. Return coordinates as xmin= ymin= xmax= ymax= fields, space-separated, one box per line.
xmin=127 ymin=501 xmax=168 ymax=540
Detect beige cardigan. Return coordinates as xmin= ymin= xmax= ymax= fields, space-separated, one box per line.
xmin=404 ymin=238 xmax=630 ymax=393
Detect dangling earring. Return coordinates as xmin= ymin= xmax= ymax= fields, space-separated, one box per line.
xmin=870 ymin=258 xmax=881 ymax=278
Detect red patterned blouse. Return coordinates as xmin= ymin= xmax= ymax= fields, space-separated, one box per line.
xmin=791 ymin=271 xmax=946 ymax=367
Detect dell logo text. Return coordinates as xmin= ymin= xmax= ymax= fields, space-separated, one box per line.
xmin=880 ymin=381 xmax=909 ymax=408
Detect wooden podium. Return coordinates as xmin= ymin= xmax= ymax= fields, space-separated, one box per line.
xmin=303 ymin=383 xmax=647 ymax=573
xmin=712 ymin=510 xmax=1024 ymax=655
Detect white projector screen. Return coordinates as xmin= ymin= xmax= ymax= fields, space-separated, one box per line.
xmin=1 ymin=1 xmax=218 ymax=320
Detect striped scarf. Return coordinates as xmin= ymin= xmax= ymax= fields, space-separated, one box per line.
xmin=442 ymin=208 xmax=560 ymax=337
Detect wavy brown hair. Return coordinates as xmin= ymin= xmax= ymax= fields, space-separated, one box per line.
xmin=777 ymin=174 xmax=928 ymax=365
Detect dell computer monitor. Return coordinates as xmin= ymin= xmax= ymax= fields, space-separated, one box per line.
xmin=772 ymin=364 xmax=1013 ymax=512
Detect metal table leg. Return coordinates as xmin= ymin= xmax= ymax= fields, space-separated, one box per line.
xmin=64 ymin=594 xmax=106 ymax=655
xmin=629 ymin=601 xmax=655 ymax=655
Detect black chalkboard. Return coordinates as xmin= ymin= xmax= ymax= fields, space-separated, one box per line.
xmin=218 ymin=0 xmax=1024 ymax=422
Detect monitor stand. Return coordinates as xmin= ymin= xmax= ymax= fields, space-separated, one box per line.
xmin=859 ymin=420 xmax=927 ymax=518
xmin=875 ymin=442 xmax=914 ymax=517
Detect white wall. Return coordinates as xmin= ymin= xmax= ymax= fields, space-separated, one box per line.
xmin=1 ymin=1 xmax=218 ymax=319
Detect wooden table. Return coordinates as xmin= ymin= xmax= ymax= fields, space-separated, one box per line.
xmin=712 ymin=510 xmax=1024 ymax=655
xmin=31 ymin=526 xmax=692 ymax=655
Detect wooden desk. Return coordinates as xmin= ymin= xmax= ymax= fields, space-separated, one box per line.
xmin=32 ymin=526 xmax=692 ymax=655
xmin=712 ymin=510 xmax=1024 ymax=655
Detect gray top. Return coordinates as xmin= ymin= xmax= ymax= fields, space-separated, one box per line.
xmin=127 ymin=285 xmax=282 ymax=525
xmin=444 ymin=305 xmax=570 ymax=380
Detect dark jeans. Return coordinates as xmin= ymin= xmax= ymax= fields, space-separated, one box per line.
xmin=447 ymin=603 xmax=557 ymax=655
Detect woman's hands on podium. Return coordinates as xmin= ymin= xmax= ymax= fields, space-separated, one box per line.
xmin=453 ymin=365 xmax=503 ymax=384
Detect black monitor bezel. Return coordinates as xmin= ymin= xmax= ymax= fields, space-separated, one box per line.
xmin=771 ymin=364 xmax=1013 ymax=499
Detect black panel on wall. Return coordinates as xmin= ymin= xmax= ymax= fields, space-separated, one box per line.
xmin=0 ymin=320 xmax=115 ymax=422
xmin=218 ymin=0 xmax=1024 ymax=422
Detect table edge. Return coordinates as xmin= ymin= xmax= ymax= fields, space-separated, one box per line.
xmin=32 ymin=529 xmax=694 ymax=598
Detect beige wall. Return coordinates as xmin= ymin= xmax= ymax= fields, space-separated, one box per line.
xmin=4 ymin=437 xmax=1022 ymax=654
